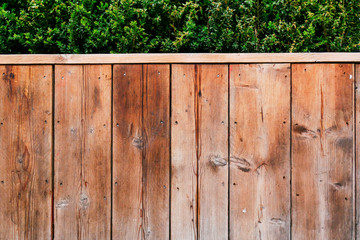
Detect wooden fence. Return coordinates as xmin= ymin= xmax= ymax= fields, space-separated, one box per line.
xmin=0 ymin=53 xmax=360 ymax=240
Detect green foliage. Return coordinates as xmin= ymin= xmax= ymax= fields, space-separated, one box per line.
xmin=0 ymin=0 xmax=359 ymax=53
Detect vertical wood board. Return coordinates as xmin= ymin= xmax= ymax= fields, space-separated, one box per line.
xmin=171 ymin=64 xmax=197 ymax=240
xmin=141 ymin=64 xmax=170 ymax=240
xmin=229 ymin=64 xmax=291 ymax=239
xmin=0 ymin=65 xmax=53 ymax=239
xmin=112 ymin=64 xmax=143 ymax=239
xmin=292 ymin=64 xmax=354 ymax=240
xmin=197 ymin=64 xmax=228 ymax=240
xmin=54 ymin=65 xmax=111 ymax=240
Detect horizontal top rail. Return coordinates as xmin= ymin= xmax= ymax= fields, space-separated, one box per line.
xmin=0 ymin=53 xmax=360 ymax=64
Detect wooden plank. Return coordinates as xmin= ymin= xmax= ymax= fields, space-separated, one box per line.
xmin=113 ymin=64 xmax=170 ymax=239
xmin=0 ymin=65 xmax=52 ymax=239
xmin=229 ymin=64 xmax=291 ymax=239
xmin=197 ymin=64 xmax=228 ymax=240
xmin=54 ymin=65 xmax=111 ymax=239
xmin=142 ymin=64 xmax=170 ymax=239
xmin=171 ymin=64 xmax=197 ymax=240
xmin=112 ymin=64 xmax=143 ymax=239
xmin=2 ymin=53 xmax=360 ymax=64
xmin=292 ymin=64 xmax=354 ymax=240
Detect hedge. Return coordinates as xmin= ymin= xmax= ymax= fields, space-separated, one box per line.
xmin=1 ymin=0 xmax=359 ymax=53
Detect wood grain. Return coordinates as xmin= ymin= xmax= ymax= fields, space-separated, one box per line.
xmin=197 ymin=64 xmax=228 ymax=240
xmin=1 ymin=62 xmax=358 ymax=239
xmin=2 ymin=53 xmax=360 ymax=64
xmin=142 ymin=64 xmax=170 ymax=239
xmin=54 ymin=65 xmax=111 ymax=239
xmin=229 ymin=64 xmax=291 ymax=239
xmin=112 ymin=64 xmax=143 ymax=239
xmin=0 ymin=65 xmax=52 ymax=239
xmin=113 ymin=64 xmax=170 ymax=239
xmin=171 ymin=64 xmax=197 ymax=240
xmin=292 ymin=64 xmax=354 ymax=240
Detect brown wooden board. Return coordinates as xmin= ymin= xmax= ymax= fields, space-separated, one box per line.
xmin=171 ymin=64 xmax=197 ymax=240
xmin=142 ymin=64 xmax=170 ymax=239
xmin=0 ymin=65 xmax=53 ymax=239
xmin=292 ymin=64 xmax=354 ymax=240
xmin=112 ymin=64 xmax=143 ymax=239
xmin=113 ymin=64 xmax=170 ymax=239
xmin=54 ymin=65 xmax=111 ymax=239
xmin=229 ymin=64 xmax=291 ymax=239
xmin=196 ymin=64 xmax=228 ymax=240
xmin=3 ymin=53 xmax=360 ymax=64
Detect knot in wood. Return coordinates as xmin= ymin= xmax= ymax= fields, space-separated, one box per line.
xmin=209 ymin=154 xmax=227 ymax=167
xmin=229 ymin=156 xmax=252 ymax=172
xmin=293 ymin=124 xmax=317 ymax=139
xmin=56 ymin=199 xmax=69 ymax=209
xmin=269 ymin=218 xmax=285 ymax=225
xmin=132 ymin=136 xmax=144 ymax=149
xmin=79 ymin=194 xmax=90 ymax=208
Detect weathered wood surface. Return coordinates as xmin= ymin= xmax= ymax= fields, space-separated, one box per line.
xmin=292 ymin=64 xmax=354 ymax=240
xmin=112 ymin=64 xmax=143 ymax=239
xmin=2 ymin=53 xmax=360 ymax=64
xmin=0 ymin=65 xmax=53 ymax=239
xmin=197 ymin=64 xmax=228 ymax=240
xmin=113 ymin=64 xmax=170 ymax=240
xmin=229 ymin=64 xmax=291 ymax=239
xmin=171 ymin=64 xmax=197 ymax=240
xmin=54 ymin=65 xmax=112 ymax=239
xmin=141 ymin=64 xmax=170 ymax=239
xmin=0 ymin=62 xmax=358 ymax=240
